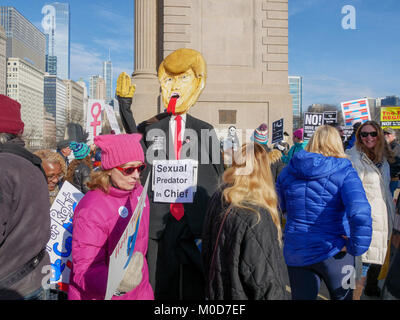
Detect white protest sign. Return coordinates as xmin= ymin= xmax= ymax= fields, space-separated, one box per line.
xmin=86 ymin=99 xmax=104 ymax=143
xmin=105 ymin=175 xmax=150 ymax=300
xmin=152 ymin=159 xmax=194 ymax=203
xmin=46 ymin=182 xmax=84 ymax=292
xmin=104 ymin=104 xmax=121 ymax=134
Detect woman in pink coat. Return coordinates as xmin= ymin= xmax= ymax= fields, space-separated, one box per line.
xmin=68 ymin=133 xmax=154 ymax=300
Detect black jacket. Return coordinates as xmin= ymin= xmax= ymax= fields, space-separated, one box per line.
xmin=202 ymin=189 xmax=289 ymax=300
xmin=0 ymin=143 xmax=51 ymax=298
xmin=144 ymin=114 xmax=224 ymax=239
xmin=69 ymin=162 xmax=91 ymax=194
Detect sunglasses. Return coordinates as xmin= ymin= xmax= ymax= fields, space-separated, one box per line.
xmin=360 ymin=131 xmax=378 ymax=138
xmin=115 ymin=163 xmax=146 ymax=176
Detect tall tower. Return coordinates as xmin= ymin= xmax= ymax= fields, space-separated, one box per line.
xmin=103 ymin=49 xmax=113 ymax=104
xmin=42 ymin=2 xmax=70 ymax=79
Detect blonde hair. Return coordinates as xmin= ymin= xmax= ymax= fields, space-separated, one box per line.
xmin=34 ymin=149 xmax=67 ymax=176
xmin=305 ymin=125 xmax=346 ymax=158
xmin=86 ymin=169 xmax=112 ymax=194
xmin=222 ymin=143 xmax=282 ymax=244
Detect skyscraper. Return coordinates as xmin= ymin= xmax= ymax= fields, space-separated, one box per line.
xmin=0 ymin=6 xmax=46 ymax=72
xmin=44 ymin=75 xmax=67 ymax=142
xmin=103 ymin=52 xmax=113 ymax=104
xmin=7 ymin=58 xmax=45 ymax=149
xmin=42 ymin=2 xmax=70 ymax=79
xmin=0 ymin=25 xmax=6 ymax=94
xmin=289 ymin=76 xmax=303 ymax=129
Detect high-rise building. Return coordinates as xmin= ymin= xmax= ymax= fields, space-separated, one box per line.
xmin=6 ymin=57 xmax=45 ymax=149
xmin=0 ymin=6 xmax=46 ymax=72
xmin=76 ymin=78 xmax=88 ymax=123
xmin=89 ymin=75 xmax=100 ymax=99
xmin=89 ymin=75 xmax=106 ymax=100
xmin=63 ymin=79 xmax=85 ymax=126
xmin=42 ymin=2 xmax=70 ymax=79
xmin=43 ymin=111 xmax=56 ymax=149
xmin=103 ymin=54 xmax=113 ymax=104
xmin=0 ymin=25 xmax=6 ymax=94
xmin=44 ymin=74 xmax=67 ymax=142
xmin=289 ymin=76 xmax=303 ymax=129
xmin=381 ymin=95 xmax=400 ymax=106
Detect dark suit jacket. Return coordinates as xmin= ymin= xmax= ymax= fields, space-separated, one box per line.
xmin=144 ymin=114 xmax=224 ymax=240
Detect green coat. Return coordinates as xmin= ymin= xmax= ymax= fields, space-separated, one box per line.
xmin=282 ymin=141 xmax=308 ymax=164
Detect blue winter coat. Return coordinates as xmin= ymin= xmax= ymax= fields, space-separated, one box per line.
xmin=276 ymin=150 xmax=372 ymax=267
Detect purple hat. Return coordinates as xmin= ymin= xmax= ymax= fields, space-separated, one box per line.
xmin=94 ymin=134 xmax=144 ymax=170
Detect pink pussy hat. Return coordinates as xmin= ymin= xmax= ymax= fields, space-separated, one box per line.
xmin=94 ymin=133 xmax=144 ymax=170
xmin=293 ymin=128 xmax=304 ymax=140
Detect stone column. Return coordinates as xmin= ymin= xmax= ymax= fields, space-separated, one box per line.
xmin=131 ymin=0 xmax=160 ymax=123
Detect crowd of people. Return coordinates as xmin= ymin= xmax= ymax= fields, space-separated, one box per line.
xmin=1 ymin=48 xmax=399 ymax=302
xmin=0 ymin=92 xmax=398 ymax=301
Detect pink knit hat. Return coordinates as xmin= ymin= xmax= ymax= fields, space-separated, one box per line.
xmin=293 ymin=128 xmax=304 ymax=140
xmin=94 ymin=134 xmax=144 ymax=170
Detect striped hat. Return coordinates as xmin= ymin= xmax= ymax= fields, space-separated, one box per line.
xmin=69 ymin=141 xmax=90 ymax=160
xmin=252 ymin=123 xmax=268 ymax=145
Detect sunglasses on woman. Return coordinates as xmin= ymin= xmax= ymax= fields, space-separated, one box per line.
xmin=115 ymin=163 xmax=146 ymax=176
xmin=360 ymin=131 xmax=378 ymax=138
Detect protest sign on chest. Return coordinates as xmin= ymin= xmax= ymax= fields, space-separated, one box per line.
xmin=152 ymin=159 xmax=196 ymax=203
xmin=46 ymin=182 xmax=84 ymax=292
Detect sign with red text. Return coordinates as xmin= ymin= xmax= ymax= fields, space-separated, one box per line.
xmin=86 ymin=100 xmax=104 ymax=143
xmin=105 ymin=174 xmax=149 ymax=300
xmin=381 ymin=107 xmax=400 ymax=129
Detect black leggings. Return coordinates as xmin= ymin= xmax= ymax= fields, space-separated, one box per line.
xmin=287 ymin=252 xmax=355 ymax=300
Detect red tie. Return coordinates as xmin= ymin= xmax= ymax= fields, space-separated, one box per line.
xmin=170 ymin=115 xmax=184 ymax=221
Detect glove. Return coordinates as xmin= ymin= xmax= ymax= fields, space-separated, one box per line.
xmin=116 ymin=252 xmax=144 ymax=295
xmin=116 ymin=72 xmax=136 ymax=98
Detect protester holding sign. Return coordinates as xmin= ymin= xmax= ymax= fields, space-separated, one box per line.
xmin=68 ymin=133 xmax=153 ymax=300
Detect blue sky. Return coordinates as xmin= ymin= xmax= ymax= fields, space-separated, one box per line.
xmin=1 ymin=0 xmax=134 ymax=92
xmin=289 ymin=0 xmax=400 ymax=108
xmin=2 ymin=0 xmax=399 ymax=110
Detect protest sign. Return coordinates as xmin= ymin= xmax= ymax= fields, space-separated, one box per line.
xmin=341 ymin=99 xmax=371 ymax=127
xmin=46 ymin=182 xmax=84 ymax=292
xmin=152 ymin=159 xmax=195 ymax=203
xmin=105 ymin=175 xmax=150 ymax=300
xmin=104 ymin=104 xmax=121 ymax=134
xmin=303 ymin=112 xmax=323 ymax=140
xmin=86 ymin=100 xmax=104 ymax=143
xmin=381 ymin=106 xmax=400 ymax=129
xmin=323 ymin=111 xmax=337 ymax=125
xmin=272 ymin=118 xmax=284 ymax=144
